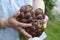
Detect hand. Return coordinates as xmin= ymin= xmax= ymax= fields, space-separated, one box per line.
xmin=1 ymin=11 xmax=32 ymax=38
xmin=43 ymin=15 xmax=49 ymax=28
xmin=18 ymin=27 xmax=32 ymax=38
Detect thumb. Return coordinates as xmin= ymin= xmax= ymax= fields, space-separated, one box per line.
xmin=13 ymin=11 xmax=20 ymax=18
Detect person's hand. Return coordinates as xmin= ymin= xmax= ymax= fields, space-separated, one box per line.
xmin=43 ymin=15 xmax=49 ymax=28
xmin=1 ymin=11 xmax=32 ymax=38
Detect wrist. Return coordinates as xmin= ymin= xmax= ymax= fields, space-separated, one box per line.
xmin=1 ymin=18 xmax=10 ymax=28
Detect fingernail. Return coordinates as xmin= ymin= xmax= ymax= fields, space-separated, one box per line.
xmin=29 ymin=24 xmax=32 ymax=26
xmin=29 ymin=35 xmax=32 ymax=38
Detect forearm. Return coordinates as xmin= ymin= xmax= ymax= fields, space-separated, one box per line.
xmin=0 ymin=18 xmax=9 ymax=28
xmin=33 ymin=0 xmax=45 ymax=12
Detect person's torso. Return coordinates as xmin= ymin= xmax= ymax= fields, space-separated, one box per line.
xmin=0 ymin=0 xmax=33 ymax=40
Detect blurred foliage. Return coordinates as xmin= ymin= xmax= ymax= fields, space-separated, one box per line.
xmin=43 ymin=0 xmax=56 ymax=20
xmin=45 ymin=20 xmax=60 ymax=40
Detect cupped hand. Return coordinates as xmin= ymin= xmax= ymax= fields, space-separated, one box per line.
xmin=1 ymin=11 xmax=32 ymax=38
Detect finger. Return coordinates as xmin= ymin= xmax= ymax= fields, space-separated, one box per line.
xmin=12 ymin=11 xmax=20 ymax=18
xmin=10 ymin=19 xmax=32 ymax=27
xmin=19 ymin=27 xmax=32 ymax=38
xmin=18 ymin=22 xmax=32 ymax=27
